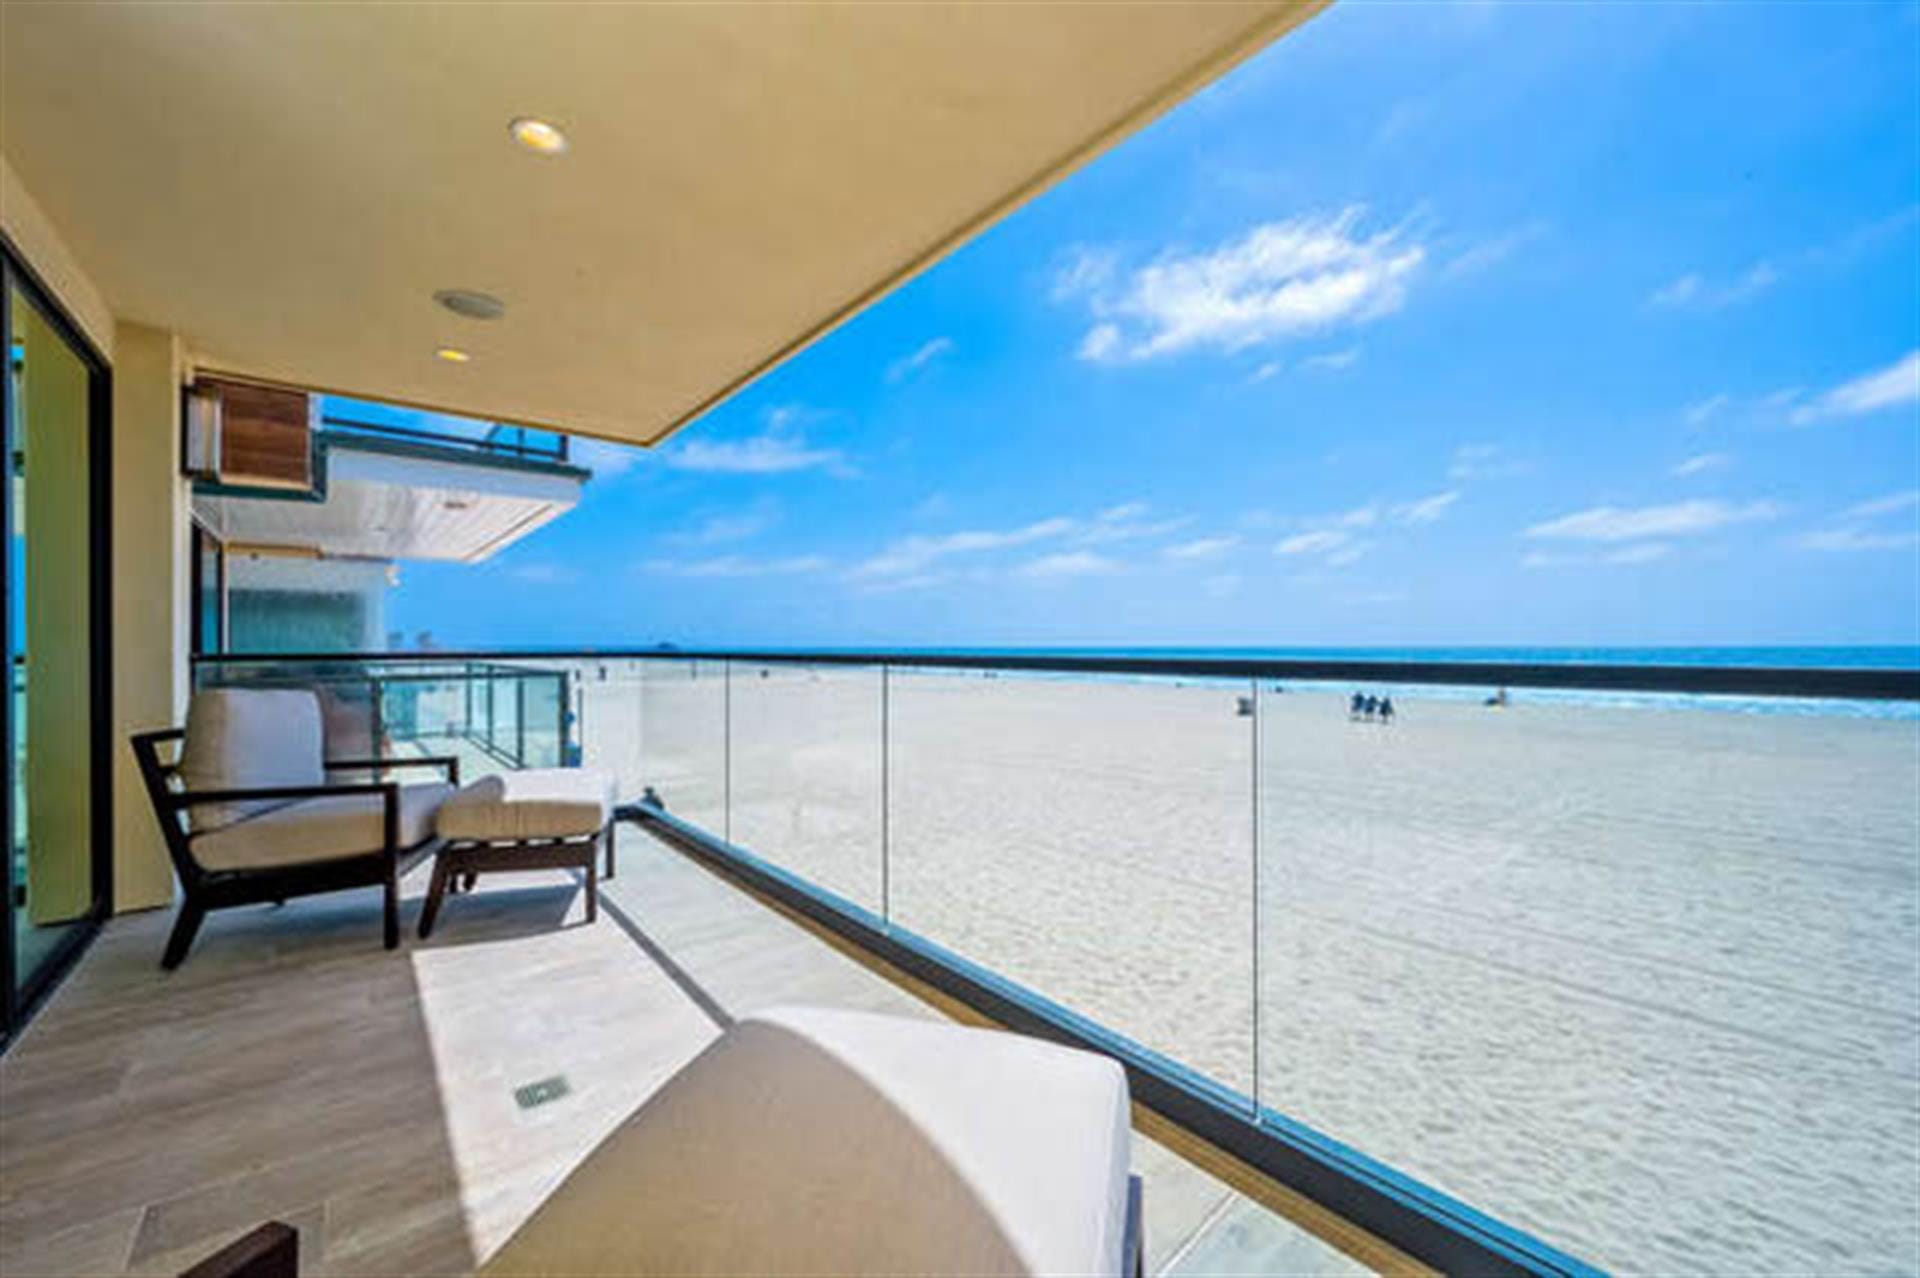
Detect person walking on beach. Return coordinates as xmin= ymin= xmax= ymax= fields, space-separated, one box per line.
xmin=1378 ymin=696 xmax=1395 ymax=725
xmin=1350 ymin=690 xmax=1366 ymax=720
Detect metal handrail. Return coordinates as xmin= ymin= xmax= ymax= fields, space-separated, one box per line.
xmin=191 ymin=648 xmax=1920 ymax=702
xmin=181 ymin=642 xmax=1920 ymax=1275
xmin=319 ymin=415 xmax=569 ymax=462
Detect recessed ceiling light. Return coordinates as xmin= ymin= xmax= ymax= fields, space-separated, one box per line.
xmin=435 ymin=346 xmax=472 ymax=364
xmin=434 ymin=288 xmax=506 ymax=321
xmin=508 ymin=117 xmax=568 ymax=155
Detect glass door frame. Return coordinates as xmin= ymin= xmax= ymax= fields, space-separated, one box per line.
xmin=1 ymin=232 xmax=114 ymax=1049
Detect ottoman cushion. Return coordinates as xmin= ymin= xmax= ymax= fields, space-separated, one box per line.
xmin=436 ymin=769 xmax=612 ymax=842
xmin=479 ymin=1005 xmax=1132 ymax=1277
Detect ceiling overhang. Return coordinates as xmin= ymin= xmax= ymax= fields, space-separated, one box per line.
xmin=0 ymin=2 xmax=1322 ymax=447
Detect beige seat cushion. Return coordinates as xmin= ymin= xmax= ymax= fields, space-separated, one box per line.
xmin=480 ymin=1005 xmax=1131 ymax=1277
xmin=191 ymin=782 xmax=453 ymax=871
xmin=177 ymin=687 xmax=326 ymax=831
xmin=436 ymin=769 xmax=612 ymax=842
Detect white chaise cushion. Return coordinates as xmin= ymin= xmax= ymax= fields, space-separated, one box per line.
xmin=177 ymin=687 xmax=326 ymax=832
xmin=190 ymin=782 xmax=453 ymax=870
xmin=480 ymin=1005 xmax=1132 ymax=1277
xmin=436 ymin=769 xmax=612 ymax=842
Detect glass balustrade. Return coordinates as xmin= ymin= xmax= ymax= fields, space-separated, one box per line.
xmin=727 ymin=661 xmax=884 ymax=916
xmin=188 ymin=651 xmax=1920 ymax=1275
xmin=1255 ymin=679 xmax=1920 ymax=1276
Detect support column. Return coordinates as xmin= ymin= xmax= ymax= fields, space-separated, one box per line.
xmin=109 ymin=321 xmax=190 ymax=913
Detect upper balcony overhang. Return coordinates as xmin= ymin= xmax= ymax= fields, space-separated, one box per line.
xmin=0 ymin=2 xmax=1321 ymax=447
xmin=193 ymin=429 xmax=588 ymax=563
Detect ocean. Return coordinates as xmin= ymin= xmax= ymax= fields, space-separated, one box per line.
xmin=845 ymin=645 xmax=1920 ymax=718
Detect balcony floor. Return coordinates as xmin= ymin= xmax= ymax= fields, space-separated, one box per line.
xmin=0 ymin=829 xmax=1402 ymax=1277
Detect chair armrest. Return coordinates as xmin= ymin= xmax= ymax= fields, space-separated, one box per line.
xmin=325 ymin=755 xmax=460 ymax=786
xmin=171 ymin=781 xmax=396 ymax=809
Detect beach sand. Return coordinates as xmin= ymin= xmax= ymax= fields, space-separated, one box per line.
xmin=565 ymin=661 xmax=1919 ymax=1276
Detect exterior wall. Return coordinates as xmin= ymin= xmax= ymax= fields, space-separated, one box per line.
xmin=108 ymin=323 xmax=189 ymax=912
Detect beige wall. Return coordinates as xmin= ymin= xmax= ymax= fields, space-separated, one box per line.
xmin=0 ymin=151 xmax=113 ymax=362
xmin=110 ymin=322 xmax=191 ymax=912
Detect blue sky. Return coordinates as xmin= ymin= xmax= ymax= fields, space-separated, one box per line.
xmin=383 ymin=0 xmax=1920 ymax=650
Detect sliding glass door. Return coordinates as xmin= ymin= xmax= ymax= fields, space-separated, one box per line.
xmin=2 ymin=246 xmax=110 ymax=1043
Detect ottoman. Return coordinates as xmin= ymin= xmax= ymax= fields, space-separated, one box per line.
xmin=479 ymin=1005 xmax=1142 ymax=1276
xmin=418 ymin=768 xmax=615 ymax=938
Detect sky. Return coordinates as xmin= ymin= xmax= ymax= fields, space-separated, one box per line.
xmin=380 ymin=0 xmax=1920 ymax=651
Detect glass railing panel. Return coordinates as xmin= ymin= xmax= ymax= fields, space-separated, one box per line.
xmin=490 ymin=670 xmax=521 ymax=764
xmin=1255 ymin=680 xmax=1920 ymax=1275
xmin=640 ymin=657 xmax=729 ymax=838
xmin=726 ymin=661 xmax=883 ymax=915
xmin=888 ymin=668 xmax=1257 ymax=1102
xmin=571 ymin=659 xmax=647 ymax=801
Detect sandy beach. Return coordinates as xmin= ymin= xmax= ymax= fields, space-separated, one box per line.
xmin=556 ymin=661 xmax=1920 ymax=1276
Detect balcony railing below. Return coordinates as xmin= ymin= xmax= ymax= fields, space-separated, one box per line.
xmin=192 ymin=648 xmax=1920 ymax=1278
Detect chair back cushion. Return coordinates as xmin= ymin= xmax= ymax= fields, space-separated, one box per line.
xmin=480 ymin=1006 xmax=1131 ymax=1277
xmin=178 ymin=687 xmax=326 ymax=831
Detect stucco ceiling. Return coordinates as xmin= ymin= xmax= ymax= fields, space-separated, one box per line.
xmin=0 ymin=1 xmax=1318 ymax=446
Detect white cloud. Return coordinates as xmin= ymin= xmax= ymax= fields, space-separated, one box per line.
xmin=1276 ymin=529 xmax=1352 ymax=556
xmin=1063 ymin=208 xmax=1424 ymax=362
xmin=1248 ymin=360 xmax=1283 ymax=384
xmin=1391 ymin=490 xmax=1459 ymax=525
xmin=1077 ymin=323 xmax=1123 ymax=362
xmin=1334 ymin=503 xmax=1380 ymax=528
xmin=1671 ymin=453 xmax=1732 ymax=477
xmin=886 ymin=337 xmax=955 ymax=383
xmin=643 ymin=555 xmax=830 ymax=578
xmin=1683 ymin=394 xmax=1731 ymax=428
xmin=1795 ymin=528 xmax=1920 ymax=552
xmin=1017 ymin=551 xmax=1120 ymax=580
xmin=1525 ymin=499 xmax=1783 ymax=543
xmin=1647 ymin=262 xmax=1778 ymax=310
xmin=1523 ymin=543 xmax=1671 ymax=569
xmin=1074 ymin=504 xmax=1191 ymax=545
xmin=1449 ymin=443 xmax=1530 ymax=481
xmin=667 ymin=503 xmax=777 ymax=546
xmin=1789 ymin=350 xmax=1920 ymax=425
xmin=1300 ymin=346 xmax=1362 ymax=374
xmin=1050 ymin=246 xmax=1118 ymax=302
xmin=1164 ymin=535 xmax=1241 ymax=561
xmin=508 ymin=562 xmax=576 ymax=584
xmin=856 ymin=517 xmax=1073 ymax=578
xmin=1324 ymin=540 xmax=1372 ymax=567
xmin=1794 ymin=489 xmax=1920 ymax=552
xmin=1439 ymin=223 xmax=1548 ymax=280
xmin=1844 ymin=490 xmax=1920 ymax=520
xmin=1269 ymin=494 xmax=1440 ymax=564
xmin=570 ymin=436 xmax=644 ymax=477
xmin=664 ymin=405 xmax=850 ymax=475
xmin=1202 ymin=573 xmax=1243 ymax=599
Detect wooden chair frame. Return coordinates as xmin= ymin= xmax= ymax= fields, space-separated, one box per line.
xmin=131 ymin=728 xmax=460 ymax=968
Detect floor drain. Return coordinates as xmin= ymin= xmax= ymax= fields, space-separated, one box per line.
xmin=513 ymin=1075 xmax=571 ymax=1110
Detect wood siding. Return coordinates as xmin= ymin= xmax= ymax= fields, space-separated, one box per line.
xmin=209 ymin=380 xmax=312 ymax=490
